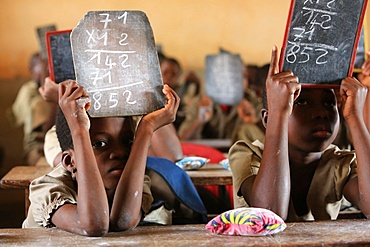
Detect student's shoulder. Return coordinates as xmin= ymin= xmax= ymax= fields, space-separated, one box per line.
xmin=18 ymin=80 xmax=39 ymax=94
xmin=321 ymin=144 xmax=356 ymax=163
xmin=229 ymin=139 xmax=264 ymax=157
xmin=30 ymin=164 xmax=74 ymax=189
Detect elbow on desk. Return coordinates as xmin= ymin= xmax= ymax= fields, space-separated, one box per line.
xmin=109 ymin=214 xmax=141 ymax=232
xmin=76 ymin=218 xmax=109 ymax=237
xmin=79 ymin=225 xmax=109 ymax=237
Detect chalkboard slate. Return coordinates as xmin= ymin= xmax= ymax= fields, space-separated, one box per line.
xmin=280 ymin=0 xmax=368 ymax=87
xmin=205 ymin=51 xmax=244 ymax=105
xmin=36 ymin=24 xmax=57 ymax=59
xmin=46 ymin=30 xmax=76 ymax=83
xmin=71 ymin=11 xmax=166 ymax=117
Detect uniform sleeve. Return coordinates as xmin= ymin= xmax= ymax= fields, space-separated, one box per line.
xmin=31 ymin=96 xmax=51 ymax=131
xmin=141 ymin=174 xmax=153 ymax=215
xmin=333 ymin=149 xmax=357 ymax=200
xmin=23 ymin=171 xmax=77 ymax=228
xmin=44 ymin=125 xmax=62 ymax=167
xmin=229 ymin=140 xmax=262 ymax=208
xmin=177 ymin=96 xmax=202 ymax=139
xmin=9 ymin=83 xmax=32 ymax=127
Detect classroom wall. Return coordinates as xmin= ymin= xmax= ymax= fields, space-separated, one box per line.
xmin=0 ymin=0 xmax=292 ymax=174
xmin=0 ymin=1 xmax=369 ymax=175
xmin=0 ymin=0 xmax=293 ymax=79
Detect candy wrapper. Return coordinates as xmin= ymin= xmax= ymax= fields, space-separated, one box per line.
xmin=219 ymin=158 xmax=229 ymax=170
xmin=205 ymin=207 xmax=287 ymax=236
xmin=175 ymin=156 xmax=209 ymax=170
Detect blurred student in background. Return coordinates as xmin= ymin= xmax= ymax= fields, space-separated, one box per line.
xmin=7 ymin=52 xmax=52 ymax=166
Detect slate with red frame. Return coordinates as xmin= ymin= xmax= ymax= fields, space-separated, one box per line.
xmin=279 ymin=0 xmax=368 ymax=88
xmin=46 ymin=29 xmax=76 ymax=83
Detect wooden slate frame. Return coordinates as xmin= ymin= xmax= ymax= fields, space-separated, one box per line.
xmin=353 ymin=19 xmax=368 ymax=73
xmin=46 ymin=29 xmax=76 ymax=83
xmin=279 ymin=0 xmax=368 ymax=88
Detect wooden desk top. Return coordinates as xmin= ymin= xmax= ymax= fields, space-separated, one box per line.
xmin=1 ymin=220 xmax=370 ymax=246
xmin=0 ymin=164 xmax=232 ymax=190
xmin=186 ymin=164 xmax=232 ymax=186
xmin=0 ymin=166 xmax=52 ymax=189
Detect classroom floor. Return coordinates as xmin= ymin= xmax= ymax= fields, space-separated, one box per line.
xmin=0 ymin=189 xmax=25 ymax=228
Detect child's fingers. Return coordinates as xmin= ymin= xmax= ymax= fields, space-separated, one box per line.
xmin=268 ymin=45 xmax=279 ymax=76
xmin=58 ymin=82 xmax=67 ymax=100
xmin=291 ymin=81 xmax=301 ymax=101
xmin=163 ymin=84 xmax=180 ymax=110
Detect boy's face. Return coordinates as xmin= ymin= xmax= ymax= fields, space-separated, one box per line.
xmin=288 ymin=88 xmax=340 ymax=153
xmin=89 ymin=117 xmax=135 ymax=191
xmin=161 ymin=60 xmax=180 ymax=88
xmin=31 ymin=56 xmax=49 ymax=86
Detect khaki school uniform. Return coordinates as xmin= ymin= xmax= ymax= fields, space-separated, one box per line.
xmin=8 ymin=80 xmax=51 ymax=165
xmin=23 ymin=164 xmax=153 ymax=228
xmin=229 ymin=140 xmax=357 ymax=221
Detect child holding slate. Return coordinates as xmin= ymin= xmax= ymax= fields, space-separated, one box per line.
xmin=229 ymin=45 xmax=370 ymax=221
xmin=23 ymin=81 xmax=181 ymax=236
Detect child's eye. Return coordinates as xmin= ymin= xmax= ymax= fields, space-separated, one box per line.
xmin=294 ymin=99 xmax=308 ymax=106
xmin=92 ymin=140 xmax=107 ymax=149
xmin=324 ymin=100 xmax=336 ymax=107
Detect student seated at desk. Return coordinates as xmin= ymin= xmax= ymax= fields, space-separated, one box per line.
xmin=23 ymin=81 xmax=206 ymax=236
xmin=229 ymin=46 xmax=370 ymax=221
xmin=7 ymin=52 xmax=52 ymax=166
xmin=230 ymin=64 xmax=268 ymax=144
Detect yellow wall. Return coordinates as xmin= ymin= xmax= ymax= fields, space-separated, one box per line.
xmin=0 ymin=0 xmax=294 ymax=79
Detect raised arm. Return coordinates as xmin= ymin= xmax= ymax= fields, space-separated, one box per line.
xmin=51 ymin=81 xmax=110 ymax=236
xmin=241 ymin=46 xmax=300 ymax=219
xmin=341 ymin=77 xmax=370 ymax=218
xmin=110 ymin=84 xmax=180 ymax=230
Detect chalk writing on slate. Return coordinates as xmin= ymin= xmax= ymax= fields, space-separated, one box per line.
xmin=46 ymin=30 xmax=76 ymax=83
xmin=36 ymin=24 xmax=57 ymax=60
xmin=71 ymin=11 xmax=165 ymax=117
xmin=280 ymin=0 xmax=368 ymax=86
xmin=205 ymin=51 xmax=244 ymax=105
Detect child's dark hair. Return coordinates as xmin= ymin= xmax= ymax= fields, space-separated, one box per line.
xmin=55 ymin=106 xmax=136 ymax=152
xmin=56 ymin=107 xmax=74 ymax=151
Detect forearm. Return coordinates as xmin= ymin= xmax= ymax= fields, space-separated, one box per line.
xmin=110 ymin=122 xmax=153 ymax=230
xmin=178 ymin=117 xmax=204 ymax=140
xmin=149 ymin=124 xmax=183 ymax=162
xmin=72 ymin=129 xmax=109 ymax=229
xmin=251 ymin=114 xmax=291 ymax=218
xmin=346 ymin=116 xmax=370 ymax=213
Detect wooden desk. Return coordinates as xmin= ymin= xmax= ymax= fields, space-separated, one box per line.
xmin=186 ymin=164 xmax=232 ymax=186
xmin=1 ymin=220 xmax=370 ymax=246
xmin=0 ymin=164 xmax=231 ymax=189
xmin=0 ymin=166 xmax=52 ymax=214
xmin=0 ymin=166 xmax=52 ymax=190
xmin=0 ymin=164 xmax=231 ymax=214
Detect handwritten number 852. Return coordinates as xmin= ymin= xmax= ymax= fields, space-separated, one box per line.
xmin=286 ymin=44 xmax=328 ymax=65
